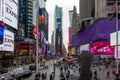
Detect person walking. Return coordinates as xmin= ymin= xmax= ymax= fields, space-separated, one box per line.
xmin=50 ymin=74 xmax=53 ymax=80
xmin=94 ymin=70 xmax=98 ymax=80
xmin=106 ymin=71 xmax=110 ymax=79
xmin=35 ymin=74 xmax=40 ymax=80
xmin=60 ymin=71 xmax=65 ymax=80
xmin=66 ymin=69 xmax=70 ymax=80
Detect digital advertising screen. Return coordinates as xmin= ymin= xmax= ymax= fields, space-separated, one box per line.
xmin=90 ymin=41 xmax=115 ymax=55
xmin=0 ymin=26 xmax=4 ymax=44
xmin=0 ymin=0 xmax=18 ymax=29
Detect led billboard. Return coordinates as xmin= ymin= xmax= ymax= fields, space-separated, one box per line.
xmin=90 ymin=41 xmax=114 ymax=55
xmin=0 ymin=0 xmax=18 ymax=29
xmin=2 ymin=30 xmax=14 ymax=51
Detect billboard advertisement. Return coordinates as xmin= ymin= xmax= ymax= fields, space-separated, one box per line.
xmin=114 ymin=46 xmax=120 ymax=59
xmin=0 ymin=0 xmax=18 ymax=29
xmin=2 ymin=30 xmax=14 ymax=51
xmin=80 ymin=44 xmax=89 ymax=54
xmin=110 ymin=31 xmax=120 ymax=46
xmin=0 ymin=26 xmax=4 ymax=44
xmin=90 ymin=41 xmax=114 ymax=55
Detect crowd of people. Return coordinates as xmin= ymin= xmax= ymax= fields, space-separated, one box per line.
xmin=34 ymin=60 xmax=80 ymax=80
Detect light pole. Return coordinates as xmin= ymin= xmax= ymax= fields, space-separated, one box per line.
xmin=33 ymin=0 xmax=39 ymax=74
xmin=116 ymin=0 xmax=119 ymax=74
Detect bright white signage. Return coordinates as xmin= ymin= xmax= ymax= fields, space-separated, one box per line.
xmin=2 ymin=30 xmax=14 ymax=51
xmin=110 ymin=31 xmax=120 ymax=46
xmin=114 ymin=46 xmax=120 ymax=59
xmin=0 ymin=0 xmax=18 ymax=29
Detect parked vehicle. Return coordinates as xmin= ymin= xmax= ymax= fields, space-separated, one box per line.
xmin=29 ymin=64 xmax=45 ymax=71
xmin=29 ymin=65 xmax=36 ymax=70
xmin=0 ymin=68 xmax=8 ymax=74
xmin=10 ymin=67 xmax=26 ymax=76
xmin=0 ymin=76 xmax=7 ymax=80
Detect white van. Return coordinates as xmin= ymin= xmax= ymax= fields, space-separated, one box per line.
xmin=10 ymin=67 xmax=26 ymax=76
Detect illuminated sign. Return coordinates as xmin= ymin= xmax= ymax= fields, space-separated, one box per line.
xmin=0 ymin=26 xmax=4 ymax=44
xmin=90 ymin=41 xmax=114 ymax=55
xmin=0 ymin=0 xmax=18 ymax=29
xmin=2 ymin=30 xmax=14 ymax=51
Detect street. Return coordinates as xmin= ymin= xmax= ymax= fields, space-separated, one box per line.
xmin=24 ymin=60 xmax=79 ymax=80
xmin=1 ymin=60 xmax=80 ymax=80
xmin=0 ymin=60 xmax=117 ymax=80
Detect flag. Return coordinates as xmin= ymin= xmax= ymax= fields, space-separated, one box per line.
xmin=38 ymin=7 xmax=44 ymax=22
xmin=38 ymin=7 xmax=42 ymax=16
xmin=32 ymin=25 xmax=40 ymax=39
xmin=40 ymin=31 xmax=45 ymax=42
xmin=107 ymin=2 xmax=116 ymax=20
xmin=44 ymin=37 xmax=48 ymax=44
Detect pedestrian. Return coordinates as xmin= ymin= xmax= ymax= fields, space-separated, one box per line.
xmin=38 ymin=72 xmax=41 ymax=78
xmin=13 ymin=76 xmax=17 ymax=80
xmin=42 ymin=73 xmax=45 ymax=80
xmin=94 ymin=70 xmax=98 ymax=80
xmin=113 ymin=70 xmax=115 ymax=75
xmin=106 ymin=71 xmax=110 ymax=79
xmin=60 ymin=72 xmax=65 ymax=80
xmin=66 ymin=69 xmax=70 ymax=80
xmin=35 ymin=74 xmax=39 ymax=80
xmin=50 ymin=74 xmax=53 ymax=80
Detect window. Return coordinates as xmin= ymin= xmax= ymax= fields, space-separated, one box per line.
xmin=57 ymin=24 xmax=61 ymax=28
xmin=107 ymin=0 xmax=120 ymax=6
xmin=57 ymin=18 xmax=61 ymax=22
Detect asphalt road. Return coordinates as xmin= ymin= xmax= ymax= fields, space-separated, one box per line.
xmin=1 ymin=60 xmax=116 ymax=80
xmin=25 ymin=60 xmax=79 ymax=80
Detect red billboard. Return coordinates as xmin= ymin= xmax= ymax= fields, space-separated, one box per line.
xmin=90 ymin=41 xmax=114 ymax=55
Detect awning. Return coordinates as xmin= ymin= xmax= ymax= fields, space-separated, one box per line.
xmin=72 ymin=19 xmax=120 ymax=47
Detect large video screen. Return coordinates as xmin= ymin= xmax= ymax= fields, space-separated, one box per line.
xmin=0 ymin=0 xmax=18 ymax=29
xmin=0 ymin=26 xmax=4 ymax=44
xmin=90 ymin=41 xmax=114 ymax=55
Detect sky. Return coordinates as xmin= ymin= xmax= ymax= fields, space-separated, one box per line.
xmin=46 ymin=0 xmax=79 ymax=50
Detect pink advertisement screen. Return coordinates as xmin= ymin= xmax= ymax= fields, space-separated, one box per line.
xmin=90 ymin=41 xmax=114 ymax=55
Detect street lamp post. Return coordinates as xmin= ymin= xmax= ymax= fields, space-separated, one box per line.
xmin=116 ymin=0 xmax=119 ymax=74
xmin=33 ymin=0 xmax=39 ymax=74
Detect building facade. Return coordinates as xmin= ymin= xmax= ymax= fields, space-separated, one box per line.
xmin=95 ymin=0 xmax=120 ymax=18
xmin=0 ymin=0 xmax=19 ymax=67
xmin=19 ymin=0 xmax=33 ymax=38
xmin=79 ymin=0 xmax=95 ymax=20
xmin=54 ymin=5 xmax=63 ymax=56
xmin=79 ymin=0 xmax=120 ymax=20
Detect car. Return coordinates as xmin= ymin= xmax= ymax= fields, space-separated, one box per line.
xmin=0 ymin=76 xmax=7 ymax=80
xmin=29 ymin=65 xmax=36 ymax=70
xmin=40 ymin=64 xmax=44 ymax=67
xmin=0 ymin=68 xmax=8 ymax=74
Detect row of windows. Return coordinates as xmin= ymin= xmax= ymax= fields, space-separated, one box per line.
xmin=107 ymin=0 xmax=120 ymax=1
xmin=107 ymin=0 xmax=120 ymax=6
xmin=107 ymin=2 xmax=120 ymax=6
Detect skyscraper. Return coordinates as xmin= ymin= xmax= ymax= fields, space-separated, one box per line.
xmin=19 ymin=0 xmax=33 ymax=38
xmin=54 ymin=5 xmax=63 ymax=55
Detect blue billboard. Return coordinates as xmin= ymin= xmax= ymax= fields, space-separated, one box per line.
xmin=0 ymin=26 xmax=4 ymax=44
